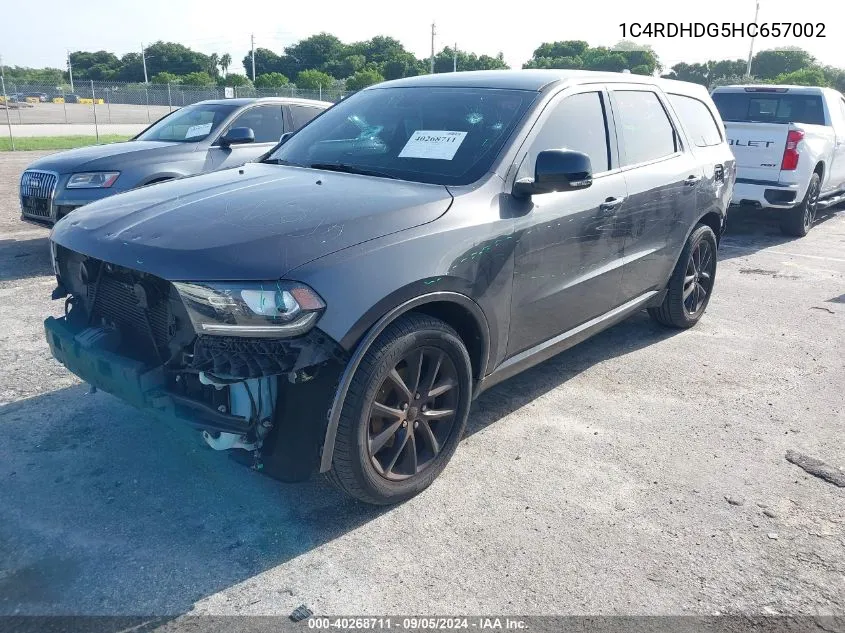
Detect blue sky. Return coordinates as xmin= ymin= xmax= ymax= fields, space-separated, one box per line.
xmin=2 ymin=0 xmax=842 ymax=74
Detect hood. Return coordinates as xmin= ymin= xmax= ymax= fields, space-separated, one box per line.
xmin=27 ymin=140 xmax=194 ymax=174
xmin=51 ymin=162 xmax=453 ymax=281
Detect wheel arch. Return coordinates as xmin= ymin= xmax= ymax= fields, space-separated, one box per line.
xmin=137 ymin=173 xmax=182 ymax=187
xmin=319 ymin=291 xmax=491 ymax=473
xmin=697 ymin=210 xmax=724 ymax=245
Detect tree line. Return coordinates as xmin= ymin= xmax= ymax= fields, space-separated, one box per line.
xmin=3 ymin=34 xmax=844 ymax=94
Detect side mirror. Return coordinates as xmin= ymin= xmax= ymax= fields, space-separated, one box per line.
xmin=278 ymin=132 xmax=293 ymax=144
xmin=219 ymin=127 xmax=255 ymax=146
xmin=513 ymin=149 xmax=593 ymax=198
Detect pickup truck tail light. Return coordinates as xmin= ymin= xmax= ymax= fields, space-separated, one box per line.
xmin=781 ymin=130 xmax=804 ymax=171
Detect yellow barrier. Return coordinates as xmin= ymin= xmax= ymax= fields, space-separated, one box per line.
xmin=25 ymin=97 xmax=40 ymax=104
xmin=77 ymin=98 xmax=105 ymax=105
xmin=52 ymin=97 xmax=65 ymax=104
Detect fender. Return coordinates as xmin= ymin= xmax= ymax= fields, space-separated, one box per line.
xmin=318 ymin=291 xmax=490 ymax=473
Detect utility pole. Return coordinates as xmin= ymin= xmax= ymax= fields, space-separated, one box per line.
xmin=453 ymin=42 xmax=457 ymax=72
xmin=67 ymin=50 xmax=74 ymax=92
xmin=746 ymin=0 xmax=761 ymax=77
xmin=141 ymin=43 xmax=148 ymax=84
xmin=251 ymin=33 xmax=256 ymax=81
xmin=430 ymin=22 xmax=436 ymax=74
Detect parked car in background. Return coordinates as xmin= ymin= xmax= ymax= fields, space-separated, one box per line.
xmin=45 ymin=70 xmax=734 ymax=504
xmin=19 ymin=97 xmax=331 ymax=226
xmin=24 ymin=92 xmax=49 ymax=102
xmin=711 ymin=85 xmax=845 ymax=236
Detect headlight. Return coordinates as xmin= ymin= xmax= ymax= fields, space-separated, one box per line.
xmin=173 ymin=281 xmax=325 ymax=338
xmin=49 ymin=240 xmax=59 ymax=276
xmin=66 ymin=172 xmax=120 ymax=189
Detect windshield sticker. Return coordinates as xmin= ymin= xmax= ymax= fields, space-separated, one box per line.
xmin=399 ymin=130 xmax=467 ymax=160
xmin=185 ymin=122 xmax=213 ymax=138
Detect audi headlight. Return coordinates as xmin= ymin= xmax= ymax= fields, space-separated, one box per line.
xmin=66 ymin=172 xmax=120 ymax=189
xmin=173 ymin=281 xmax=325 ymax=338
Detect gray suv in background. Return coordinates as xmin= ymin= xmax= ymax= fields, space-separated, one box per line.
xmin=19 ymin=97 xmax=331 ymax=226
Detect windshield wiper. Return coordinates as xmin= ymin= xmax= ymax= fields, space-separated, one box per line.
xmin=308 ymin=163 xmax=398 ymax=180
xmin=262 ymin=158 xmax=299 ymax=166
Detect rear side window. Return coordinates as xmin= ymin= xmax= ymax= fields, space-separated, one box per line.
xmin=526 ymin=91 xmax=611 ymax=173
xmin=668 ymin=94 xmax=723 ymax=147
xmin=711 ymin=92 xmax=825 ymax=125
xmin=289 ymin=105 xmax=323 ymax=130
xmin=612 ymin=90 xmax=678 ymax=165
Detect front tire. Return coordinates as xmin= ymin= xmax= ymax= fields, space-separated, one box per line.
xmin=326 ymin=313 xmax=473 ymax=505
xmin=780 ymin=172 xmax=820 ymax=237
xmin=648 ymin=223 xmax=718 ymax=329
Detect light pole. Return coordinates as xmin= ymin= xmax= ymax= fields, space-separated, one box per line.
xmin=430 ymin=22 xmax=436 ymax=74
xmin=746 ymin=0 xmax=761 ymax=77
xmin=67 ymin=50 xmax=74 ymax=92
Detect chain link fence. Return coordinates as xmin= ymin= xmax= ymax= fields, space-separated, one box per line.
xmin=1 ymin=78 xmax=346 ymax=149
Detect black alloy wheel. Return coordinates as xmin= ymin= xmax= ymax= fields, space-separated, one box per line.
xmin=327 ymin=313 xmax=473 ymax=505
xmin=367 ymin=347 xmax=460 ymax=481
xmin=648 ymin=223 xmax=718 ymax=329
xmin=683 ymin=238 xmax=715 ymax=318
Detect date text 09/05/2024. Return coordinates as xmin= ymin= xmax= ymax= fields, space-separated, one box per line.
xmin=307 ymin=617 xmax=528 ymax=630
xmin=620 ymin=22 xmax=826 ymax=38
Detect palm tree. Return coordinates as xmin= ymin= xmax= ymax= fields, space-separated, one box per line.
xmin=208 ymin=53 xmax=220 ymax=77
xmin=219 ymin=53 xmax=232 ymax=77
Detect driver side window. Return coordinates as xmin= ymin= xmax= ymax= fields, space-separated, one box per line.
xmin=227 ymin=105 xmax=286 ymax=143
xmin=522 ymin=91 xmax=611 ymax=178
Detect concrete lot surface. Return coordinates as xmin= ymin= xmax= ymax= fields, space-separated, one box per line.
xmin=0 ymin=152 xmax=843 ymax=619
xmin=1 ymin=123 xmax=148 ymax=138
xmin=2 ymin=102 xmax=171 ymax=125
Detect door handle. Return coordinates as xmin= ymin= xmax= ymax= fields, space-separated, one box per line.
xmin=685 ymin=175 xmax=701 ymax=187
xmin=599 ymin=196 xmax=625 ymax=213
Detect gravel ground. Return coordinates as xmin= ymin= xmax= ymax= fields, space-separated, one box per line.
xmin=0 ymin=151 xmax=843 ymax=618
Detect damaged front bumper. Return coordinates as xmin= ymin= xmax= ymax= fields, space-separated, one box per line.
xmin=44 ymin=312 xmax=347 ymax=480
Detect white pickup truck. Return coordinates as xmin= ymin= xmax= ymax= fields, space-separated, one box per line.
xmin=711 ymin=85 xmax=845 ymax=236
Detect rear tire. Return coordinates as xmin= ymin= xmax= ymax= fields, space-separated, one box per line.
xmin=780 ymin=172 xmax=819 ymax=237
xmin=648 ymin=223 xmax=718 ymax=329
xmin=326 ymin=313 xmax=472 ymax=505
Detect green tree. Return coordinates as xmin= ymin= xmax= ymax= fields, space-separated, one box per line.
xmin=295 ymin=69 xmax=333 ymax=90
xmin=323 ymin=54 xmax=366 ymax=79
xmin=151 ymin=71 xmax=181 ymax=84
xmin=219 ymin=53 xmax=232 ymax=76
xmin=181 ymin=71 xmax=216 ymax=87
xmin=346 ymin=69 xmax=384 ymax=90
xmin=207 ymin=53 xmax=220 ymax=77
xmin=3 ymin=66 xmax=65 ymax=84
xmin=144 ymin=41 xmax=210 ymax=76
xmin=68 ymin=50 xmax=121 ymax=80
xmin=773 ymin=67 xmax=828 ymax=86
xmin=115 ymin=52 xmax=145 ymax=82
xmin=286 ymin=33 xmax=347 ymax=71
xmin=243 ymin=48 xmax=282 ymax=77
xmin=432 ymin=47 xmax=509 ymax=73
xmin=663 ymin=59 xmax=748 ymax=88
xmin=219 ymin=74 xmax=252 ymax=87
xmin=254 ymin=72 xmax=290 ymax=88
xmin=752 ymin=47 xmax=815 ymax=80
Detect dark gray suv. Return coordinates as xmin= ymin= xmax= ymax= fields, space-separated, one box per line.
xmin=20 ymin=97 xmax=330 ymax=225
xmin=45 ymin=70 xmax=736 ymax=504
